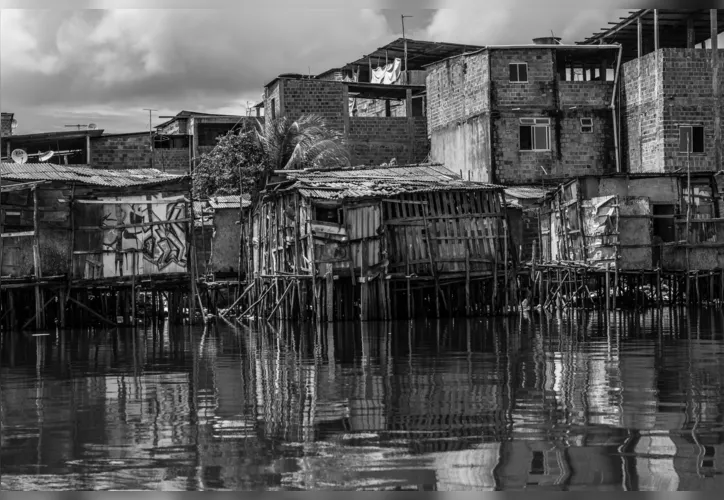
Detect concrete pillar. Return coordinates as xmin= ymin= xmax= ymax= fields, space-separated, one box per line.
xmin=687 ymin=17 xmax=695 ymax=49
xmin=638 ymin=16 xmax=643 ymax=58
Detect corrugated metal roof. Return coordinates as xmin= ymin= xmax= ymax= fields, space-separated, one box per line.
xmin=282 ymin=164 xmax=503 ymax=200
xmin=1 ymin=163 xmax=188 ymax=187
xmin=504 ymin=186 xmax=553 ymax=200
xmin=209 ymin=194 xmax=251 ymax=209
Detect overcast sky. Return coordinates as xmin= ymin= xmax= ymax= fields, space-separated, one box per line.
xmin=1 ymin=1 xmax=634 ymax=134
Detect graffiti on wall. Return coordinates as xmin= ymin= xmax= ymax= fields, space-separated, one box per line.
xmin=100 ymin=197 xmax=188 ymax=276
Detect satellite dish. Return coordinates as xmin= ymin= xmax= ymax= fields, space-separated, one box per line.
xmin=11 ymin=149 xmax=28 ymax=164
xmin=11 ymin=118 xmax=18 ymax=129
xmin=39 ymin=150 xmax=55 ymax=162
xmin=87 ymin=123 xmax=97 ymax=130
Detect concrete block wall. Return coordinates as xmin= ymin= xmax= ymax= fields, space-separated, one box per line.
xmin=348 ymin=116 xmax=428 ymax=165
xmin=490 ymin=49 xmax=557 ymax=108
xmin=558 ymin=81 xmax=613 ymax=107
xmin=426 ymin=52 xmax=491 ymax=133
xmin=277 ymin=78 xmax=345 ymax=130
xmin=265 ymin=77 xmax=428 ymax=166
xmin=90 ymin=134 xmax=152 ymax=169
xmin=661 ymin=49 xmax=724 ymax=173
xmin=153 ymin=148 xmax=189 ymax=173
xmin=621 ymin=50 xmax=664 ymax=173
xmin=1 ymin=113 xmax=13 ymax=137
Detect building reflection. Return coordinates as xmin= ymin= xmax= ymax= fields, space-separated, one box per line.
xmin=1 ymin=308 xmax=724 ymax=490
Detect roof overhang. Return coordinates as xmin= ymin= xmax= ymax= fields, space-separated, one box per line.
xmin=578 ymin=9 xmax=724 ymax=63
xmin=4 ymin=129 xmax=104 ymax=142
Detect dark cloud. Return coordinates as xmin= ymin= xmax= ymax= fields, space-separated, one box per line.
xmin=2 ymin=3 xmax=630 ymax=134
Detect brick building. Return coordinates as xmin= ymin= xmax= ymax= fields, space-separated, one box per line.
xmin=155 ymin=110 xmax=259 ymax=171
xmin=264 ymin=75 xmax=429 ymax=165
xmin=426 ymin=40 xmax=621 ymax=185
xmin=580 ymin=9 xmax=724 ymax=174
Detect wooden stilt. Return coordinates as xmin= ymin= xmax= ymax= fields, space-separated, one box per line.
xmin=465 ymin=247 xmax=471 ymax=316
xmin=605 ymin=263 xmax=611 ymax=311
xmin=325 ymin=263 xmax=334 ymax=323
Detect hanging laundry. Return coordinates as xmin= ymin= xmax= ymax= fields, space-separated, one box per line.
xmin=383 ymin=58 xmax=402 ymax=84
xmin=370 ymin=66 xmax=385 ymax=84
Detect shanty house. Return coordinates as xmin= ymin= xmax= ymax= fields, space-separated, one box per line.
xmin=249 ymin=163 xmax=516 ymax=321
xmin=504 ymin=186 xmax=553 ymax=263
xmin=1 ymin=163 xmax=191 ymax=328
xmin=194 ymin=194 xmax=251 ymax=278
xmin=540 ymin=173 xmax=724 ymax=271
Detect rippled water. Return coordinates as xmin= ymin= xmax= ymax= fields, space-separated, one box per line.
xmin=2 ymin=308 xmax=724 ymax=491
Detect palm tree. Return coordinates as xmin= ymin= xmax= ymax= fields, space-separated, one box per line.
xmin=256 ymin=114 xmax=350 ymax=171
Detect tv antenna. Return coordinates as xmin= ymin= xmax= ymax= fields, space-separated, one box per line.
xmin=143 ymin=109 xmax=157 ymax=167
xmin=64 ymin=123 xmax=96 ymax=130
xmin=401 ymin=14 xmax=413 ymax=80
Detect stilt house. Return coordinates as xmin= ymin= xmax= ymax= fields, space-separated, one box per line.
xmin=1 ymin=163 xmax=191 ymax=329
xmin=540 ymin=173 xmax=724 ymax=271
xmin=249 ymin=163 xmax=516 ymax=321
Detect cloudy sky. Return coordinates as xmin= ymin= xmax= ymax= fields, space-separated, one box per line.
xmin=1 ymin=0 xmax=636 ymax=134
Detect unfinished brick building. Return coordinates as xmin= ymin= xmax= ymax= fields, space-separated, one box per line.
xmin=263 ymin=74 xmax=429 ymax=165
xmin=580 ymin=9 xmax=724 ymax=174
xmin=426 ymin=41 xmax=621 ymax=185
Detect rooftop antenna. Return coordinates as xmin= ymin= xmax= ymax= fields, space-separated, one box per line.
xmin=143 ymin=108 xmax=157 ymax=169
xmin=401 ymin=14 xmax=413 ymax=83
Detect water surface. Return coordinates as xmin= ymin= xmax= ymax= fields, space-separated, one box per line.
xmin=2 ymin=309 xmax=724 ymax=491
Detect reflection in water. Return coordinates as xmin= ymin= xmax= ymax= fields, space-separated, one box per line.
xmin=1 ymin=308 xmax=724 ymax=491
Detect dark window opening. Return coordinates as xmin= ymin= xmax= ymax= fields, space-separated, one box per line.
xmin=1 ymin=208 xmax=33 ymax=232
xmin=530 ymin=451 xmax=545 ymax=475
xmin=271 ymin=98 xmax=276 ymax=120
xmin=580 ymin=118 xmax=593 ymax=133
xmin=653 ymin=205 xmax=676 ymax=243
xmin=679 ymin=126 xmax=704 ymax=153
xmin=520 ymin=118 xmax=550 ymax=151
xmin=314 ymin=206 xmax=342 ymax=224
xmin=509 ymin=63 xmax=528 ymax=83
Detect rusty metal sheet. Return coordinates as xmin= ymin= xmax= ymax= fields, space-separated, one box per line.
xmin=1 ymin=162 xmax=188 ymax=187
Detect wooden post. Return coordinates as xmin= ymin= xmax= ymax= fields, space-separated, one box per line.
xmin=465 ymin=247 xmax=471 ymax=316
xmin=131 ymin=251 xmax=137 ymax=327
xmin=325 ymin=263 xmax=334 ymax=322
xmin=654 ymin=9 xmax=659 ymax=52
xmin=637 ymin=16 xmax=643 ymax=58
xmin=503 ymin=223 xmax=509 ymax=314
xmin=362 ymin=240 xmax=370 ymax=321
xmin=657 ymin=268 xmax=662 ymax=307
xmin=613 ymin=264 xmax=619 ymax=310
xmin=605 ymin=263 xmax=611 ymax=311
xmin=32 ymin=186 xmax=44 ymax=329
xmin=687 ymin=17 xmax=695 ymax=49
xmin=708 ymin=272 xmax=714 ymax=306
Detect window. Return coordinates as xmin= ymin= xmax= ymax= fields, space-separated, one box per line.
xmin=679 ymin=125 xmax=704 ymax=153
xmin=271 ymin=98 xmax=276 ymax=120
xmin=530 ymin=451 xmax=545 ymax=475
xmin=520 ymin=118 xmax=551 ymax=151
xmin=509 ymin=63 xmax=528 ymax=83
xmin=580 ymin=117 xmax=593 ymax=133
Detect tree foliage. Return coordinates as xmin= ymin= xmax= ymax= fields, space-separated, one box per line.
xmin=257 ymin=114 xmax=350 ymax=171
xmin=192 ymin=114 xmax=349 ymax=200
xmin=192 ymin=123 xmax=267 ymax=200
